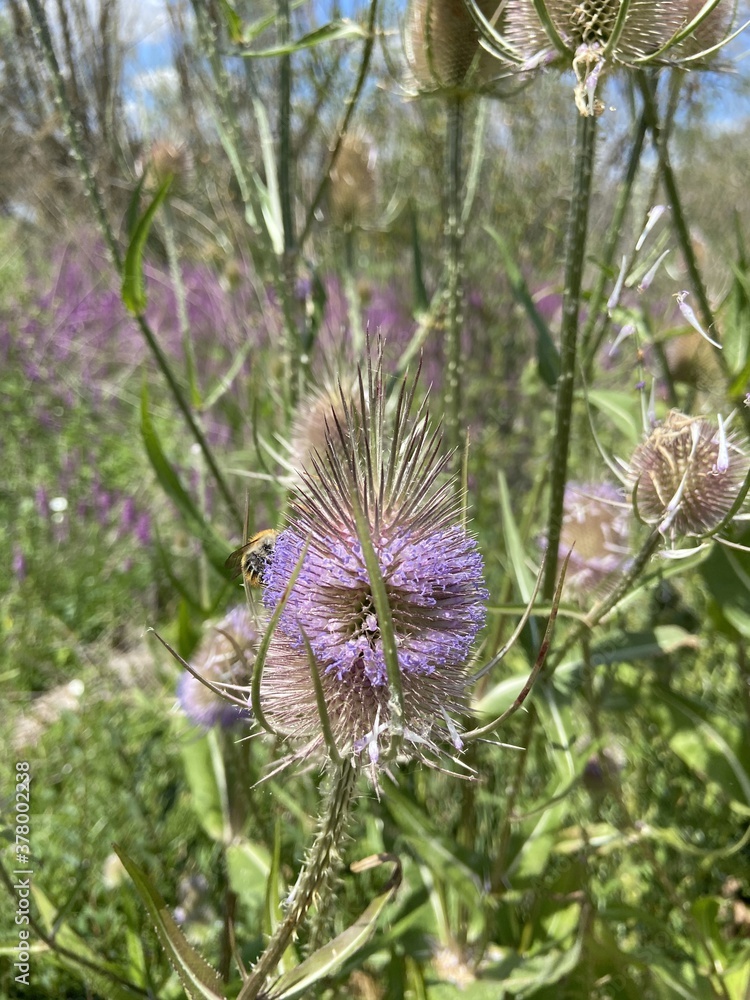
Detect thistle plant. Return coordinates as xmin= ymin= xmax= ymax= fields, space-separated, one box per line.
xmin=472 ymin=0 xmax=743 ymax=116
xmin=628 ymin=409 xmax=750 ymax=541
xmin=553 ymin=482 xmax=631 ymax=597
xmin=260 ymin=347 xmax=488 ymax=771
xmin=238 ymin=342 xmax=488 ymax=997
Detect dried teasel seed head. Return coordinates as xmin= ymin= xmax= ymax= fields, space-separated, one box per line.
xmin=504 ymin=0 xmax=685 ymax=64
xmin=674 ymin=0 xmax=733 ymax=58
xmin=628 ymin=410 xmax=750 ymax=538
xmin=405 ymin=0 xmax=506 ymax=92
xmin=328 ymin=136 xmax=376 ymax=228
xmin=140 ymin=138 xmax=195 ymax=196
xmin=289 ymin=380 xmax=355 ymax=480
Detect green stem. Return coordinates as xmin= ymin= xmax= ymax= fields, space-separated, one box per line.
xmin=278 ymin=0 xmax=300 ymax=406
xmin=638 ymin=72 xmax=714 ymax=330
xmin=444 ymin=96 xmax=465 ymax=460
xmin=238 ymin=761 xmax=358 ymax=1000
xmin=542 ymin=111 xmax=598 ymax=600
xmin=298 ymin=0 xmax=378 ymax=250
xmin=26 ymin=0 xmax=242 ymax=528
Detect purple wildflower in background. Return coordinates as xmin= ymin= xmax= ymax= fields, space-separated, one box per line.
xmin=177 ymin=606 xmax=257 ymax=729
xmin=556 ymin=483 xmax=631 ymax=597
xmin=261 ymin=343 xmax=488 ymax=768
xmin=12 ymin=544 xmax=26 ymax=583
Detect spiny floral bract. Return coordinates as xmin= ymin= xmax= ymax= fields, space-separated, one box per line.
xmin=261 ymin=347 xmax=488 ymax=768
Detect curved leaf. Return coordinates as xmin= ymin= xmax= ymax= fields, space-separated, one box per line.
xmin=122 ymin=176 xmax=172 ymax=314
xmin=113 ymin=846 xmax=226 ymax=1000
xmin=271 ymin=855 xmax=401 ymax=999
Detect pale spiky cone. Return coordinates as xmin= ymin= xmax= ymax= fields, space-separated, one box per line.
xmin=504 ymin=0 xmax=684 ymax=64
xmin=142 ymin=138 xmax=195 ymax=196
xmin=328 ymin=136 xmax=376 ymax=228
xmin=405 ymin=0 xmax=506 ymax=92
xmin=628 ymin=410 xmax=749 ymax=538
xmin=676 ymin=0 xmax=733 ymax=57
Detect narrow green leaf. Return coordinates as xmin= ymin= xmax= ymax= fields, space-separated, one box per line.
xmin=349 ymin=488 xmax=404 ymax=751
xmin=498 ymin=470 xmax=535 ymax=602
xmin=179 ymin=731 xmax=228 ymax=843
xmin=251 ymin=96 xmax=284 ymax=254
xmin=486 ymin=224 xmax=560 ymax=387
xmin=122 ymin=176 xmax=172 ymax=314
xmin=383 ymin=786 xmax=482 ymax=904
xmin=225 ymin=839 xmax=273 ymax=912
xmin=582 ymin=389 xmax=641 ymax=444
xmin=251 ymin=536 xmax=311 ymax=735
xmin=658 ymin=688 xmax=750 ymax=805
xmin=125 ymin=173 xmax=147 ymax=242
xmin=473 ymin=627 xmax=697 ymax=717
xmin=112 ymin=847 xmax=226 ymax=1000
xmin=241 ymin=20 xmax=366 ymax=58
xmin=202 ymin=338 xmax=253 ymax=410
xmin=482 ymin=936 xmax=583 ymax=995
xmin=410 ymin=200 xmax=429 ymax=313
xmin=271 ymin=856 xmax=401 ymax=999
xmin=218 ymin=0 xmax=243 ymax=42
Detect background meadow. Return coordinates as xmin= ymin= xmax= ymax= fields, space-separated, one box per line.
xmin=2 ymin=1 xmax=750 ymax=997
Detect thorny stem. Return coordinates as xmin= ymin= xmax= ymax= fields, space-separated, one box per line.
xmin=542 ymin=111 xmax=598 ymax=599
xmin=444 ymin=96 xmax=465 ymax=460
xmin=238 ymin=761 xmax=358 ymax=1000
xmin=299 ymin=0 xmax=378 ymax=249
xmin=278 ymin=0 xmax=300 ymax=405
xmin=26 ymin=0 xmax=242 ymax=527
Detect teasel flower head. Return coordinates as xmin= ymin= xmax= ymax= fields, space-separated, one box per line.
xmin=261 ymin=343 xmax=488 ymax=773
xmin=628 ymin=409 xmax=750 ymax=540
xmin=177 ymin=606 xmax=256 ymax=729
xmin=475 ymin=0 xmax=741 ymax=116
xmin=404 ymin=0 xmax=509 ymax=95
xmin=289 ymin=379 xmax=355 ymax=481
xmin=556 ymin=482 xmax=631 ymax=596
xmin=328 ymin=135 xmax=376 ymax=229
xmin=139 ymin=138 xmax=195 ymax=196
